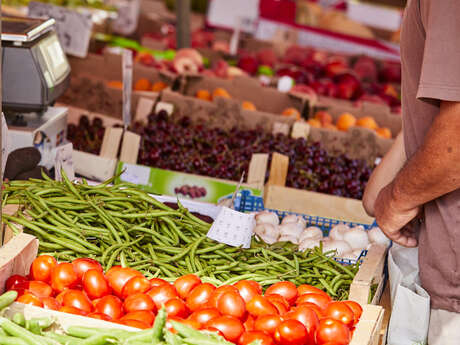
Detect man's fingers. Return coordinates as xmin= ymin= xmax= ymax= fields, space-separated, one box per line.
xmin=390 ymin=231 xmax=418 ymax=247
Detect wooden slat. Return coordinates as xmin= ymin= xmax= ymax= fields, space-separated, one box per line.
xmin=350 ymin=304 xmax=385 ymax=345
xmin=247 ymin=154 xmax=269 ymax=189
xmin=272 ymin=122 xmax=290 ymax=136
xmin=134 ymin=97 xmax=156 ymax=124
xmin=100 ymin=127 xmax=123 ymax=159
xmin=291 ymin=121 xmax=311 ymax=139
xmin=267 ymin=153 xmax=289 ymax=186
xmin=119 ymin=131 xmax=141 ymax=164
xmin=73 ymin=150 xmax=117 ymax=182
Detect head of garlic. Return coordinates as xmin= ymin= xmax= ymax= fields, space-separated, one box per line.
xmin=321 ymin=239 xmax=352 ymax=256
xmin=278 ymin=235 xmax=299 ymax=244
xmin=299 ymin=238 xmax=321 ymax=252
xmin=255 ymin=211 xmax=279 ymax=226
xmin=299 ymin=227 xmax=323 ymax=242
xmin=329 ymin=224 xmax=350 ymax=241
xmin=342 ymin=226 xmax=370 ymax=251
xmin=281 ymin=215 xmax=307 ymax=229
xmin=254 ymin=223 xmax=279 ymax=244
xmin=368 ymin=227 xmax=391 ymax=247
xmin=279 ymin=223 xmax=303 ymax=240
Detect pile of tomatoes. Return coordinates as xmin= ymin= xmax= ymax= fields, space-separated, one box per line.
xmin=6 ymin=255 xmax=361 ymax=345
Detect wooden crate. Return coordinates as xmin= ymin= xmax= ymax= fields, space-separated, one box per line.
xmin=351 ymin=304 xmax=385 ymax=345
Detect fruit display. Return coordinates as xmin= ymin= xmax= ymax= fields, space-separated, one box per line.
xmin=309 ymin=111 xmax=393 ymax=138
xmin=106 ymin=79 xmax=169 ymax=92
xmin=254 ymin=211 xmax=390 ymax=260
xmin=67 ymin=116 xmax=106 ymax=155
xmin=2 ymin=174 xmax=359 ymax=294
xmin=4 ymin=0 xmax=115 ymax=10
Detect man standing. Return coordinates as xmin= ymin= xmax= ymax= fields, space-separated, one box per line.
xmin=364 ymin=1 xmax=460 ymax=343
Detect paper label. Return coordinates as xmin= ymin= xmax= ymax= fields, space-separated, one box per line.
xmin=207 ymin=0 xmax=259 ymax=33
xmin=55 ymin=143 xmax=75 ymax=181
xmin=207 ymin=207 xmax=255 ymax=248
xmin=120 ymin=163 xmax=150 ymax=185
xmin=122 ymin=49 xmax=133 ymax=129
xmin=28 ymin=2 xmax=93 ymax=58
xmin=155 ymin=102 xmax=174 ymax=116
xmin=110 ymin=0 xmax=141 ymax=35
xmin=272 ymin=122 xmax=290 ymax=136
xmin=1 ymin=114 xmax=9 ymax=177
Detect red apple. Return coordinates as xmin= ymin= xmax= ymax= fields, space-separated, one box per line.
xmin=238 ymin=55 xmax=259 ymax=75
xmin=257 ymin=49 xmax=277 ymax=67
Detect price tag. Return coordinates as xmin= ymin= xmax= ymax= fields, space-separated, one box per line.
xmin=109 ymin=0 xmax=141 ymax=35
xmin=155 ymin=102 xmax=174 ymax=116
xmin=28 ymin=2 xmax=93 ymax=58
xmin=291 ymin=122 xmax=310 ymax=139
xmin=122 ymin=49 xmax=133 ymax=130
xmin=207 ymin=207 xmax=255 ymax=248
xmin=120 ymin=163 xmax=150 ymax=185
xmin=55 ymin=143 xmax=75 ymax=181
xmin=1 ymin=113 xmax=9 ymax=177
xmin=272 ymin=122 xmax=290 ymax=136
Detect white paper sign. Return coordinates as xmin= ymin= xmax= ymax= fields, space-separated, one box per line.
xmin=155 ymin=102 xmax=174 ymax=116
xmin=110 ymin=0 xmax=141 ymax=35
xmin=55 ymin=143 xmax=75 ymax=181
xmin=207 ymin=207 xmax=255 ymax=248
xmin=207 ymin=0 xmax=259 ymax=33
xmin=120 ymin=163 xmax=150 ymax=185
xmin=122 ymin=49 xmax=133 ymax=130
xmin=28 ymin=2 xmax=93 ymax=58
xmin=1 ymin=114 xmax=9 ymax=177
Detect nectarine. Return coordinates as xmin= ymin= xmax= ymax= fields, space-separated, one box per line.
xmin=152 ymin=81 xmax=168 ymax=92
xmin=307 ymin=119 xmax=321 ymax=128
xmin=196 ymin=90 xmax=212 ymax=101
xmin=356 ymin=116 xmax=378 ymax=130
xmin=134 ymin=78 xmax=151 ymax=91
xmin=376 ymin=127 xmax=392 ymax=139
xmin=242 ymin=101 xmax=257 ymax=111
xmin=212 ymin=88 xmax=231 ymax=99
xmin=314 ymin=111 xmax=333 ymax=126
xmin=282 ymin=108 xmax=301 ymax=120
xmin=107 ymin=81 xmax=123 ymax=90
xmin=336 ymin=113 xmax=357 ymax=131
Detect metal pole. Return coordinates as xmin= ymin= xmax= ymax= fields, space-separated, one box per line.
xmin=176 ymin=0 xmax=191 ymax=49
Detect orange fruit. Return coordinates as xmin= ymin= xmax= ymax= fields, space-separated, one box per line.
xmin=336 ymin=113 xmax=357 ymax=131
xmin=242 ymin=101 xmax=257 ymax=111
xmin=314 ymin=111 xmax=333 ymax=126
xmin=196 ymin=89 xmax=212 ymax=101
xmin=282 ymin=108 xmax=301 ymax=120
xmin=134 ymin=78 xmax=152 ymax=91
xmin=107 ymin=81 xmax=123 ymax=89
xmin=212 ymin=88 xmax=231 ymax=99
xmin=356 ymin=116 xmax=378 ymax=130
xmin=152 ymin=81 xmax=168 ymax=92
xmin=376 ymin=127 xmax=392 ymax=139
xmin=323 ymin=123 xmax=337 ymax=131
xmin=307 ymin=119 xmax=321 ymax=128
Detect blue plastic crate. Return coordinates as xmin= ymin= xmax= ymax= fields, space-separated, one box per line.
xmin=234 ymin=190 xmax=378 ymax=265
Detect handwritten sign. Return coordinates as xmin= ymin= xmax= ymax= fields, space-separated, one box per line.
xmin=28 ymin=2 xmax=93 ymax=58
xmin=109 ymin=0 xmax=140 ymax=35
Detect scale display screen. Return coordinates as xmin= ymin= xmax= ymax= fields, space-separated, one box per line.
xmin=38 ymin=33 xmax=69 ymax=87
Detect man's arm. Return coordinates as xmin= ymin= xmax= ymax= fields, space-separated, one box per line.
xmin=374 ymin=101 xmax=460 ymax=247
xmin=363 ymin=132 xmax=406 ymax=217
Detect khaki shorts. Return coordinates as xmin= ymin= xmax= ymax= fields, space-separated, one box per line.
xmin=428 ymin=309 xmax=460 ymax=345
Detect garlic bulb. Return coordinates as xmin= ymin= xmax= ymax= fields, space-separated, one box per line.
xmin=368 ymin=227 xmax=391 ymax=246
xmin=279 ymin=223 xmax=303 ymax=240
xmin=281 ymin=215 xmax=307 ymax=228
xmin=254 ymin=223 xmax=280 ymax=244
xmin=299 ymin=238 xmax=321 ymax=251
xmin=255 ymin=211 xmax=279 ymax=226
xmin=322 ymin=240 xmax=352 ymax=256
xmin=343 ymin=226 xmax=369 ymax=250
xmin=329 ymin=224 xmax=350 ymax=241
xmin=278 ymin=235 xmax=299 ymax=244
xmin=299 ymin=227 xmax=323 ymax=242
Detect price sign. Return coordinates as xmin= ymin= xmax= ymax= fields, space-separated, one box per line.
xmin=120 ymin=163 xmax=150 ymax=185
xmin=55 ymin=143 xmax=75 ymax=181
xmin=28 ymin=2 xmax=93 ymax=58
xmin=122 ymin=49 xmax=133 ymax=130
xmin=207 ymin=207 xmax=255 ymax=248
xmin=1 ymin=114 xmax=9 ymax=177
xmin=109 ymin=0 xmax=140 ymax=36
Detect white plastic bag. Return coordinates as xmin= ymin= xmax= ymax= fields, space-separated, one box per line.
xmin=387 ymin=244 xmax=430 ymax=345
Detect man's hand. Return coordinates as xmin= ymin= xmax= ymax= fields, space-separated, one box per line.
xmin=374 ymin=182 xmax=421 ymax=247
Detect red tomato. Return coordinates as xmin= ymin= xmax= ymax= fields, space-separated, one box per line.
xmin=254 ymin=315 xmax=282 ymax=336
xmin=121 ymin=311 xmax=155 ymax=326
xmin=297 ymin=284 xmax=330 ymax=297
xmin=218 ymin=291 xmax=246 ymax=319
xmin=123 ymin=293 xmax=156 ymax=313
xmin=62 ymin=290 xmax=93 ymax=313
xmin=297 ymin=302 xmax=324 ymax=319
xmin=238 ymin=331 xmax=274 ymax=345
xmin=120 ymin=319 xmax=150 ymax=329
xmin=272 ymin=301 xmax=289 ymax=315
xmin=208 ymin=285 xmax=239 ymax=309
xmin=344 ymin=301 xmax=363 ymax=325
xmin=121 ymin=276 xmax=151 ymax=299
xmin=174 ymin=274 xmax=201 ymax=300
xmin=202 ymin=326 xmax=225 ymax=337
xmin=82 ymin=269 xmax=111 ymax=300
xmin=246 ymin=296 xmax=278 ymax=317
xmin=55 ymin=290 xmax=70 ymax=305
xmin=6 ymin=275 xmax=28 ymax=291
xmin=165 ymin=298 xmax=189 ymax=318
xmin=41 ymin=297 xmax=60 ymax=310
xmin=234 ymin=281 xmax=261 ymax=304
xmin=59 ymin=306 xmax=88 ymax=316
xmin=30 ymin=255 xmax=57 ymax=283
xmin=266 ymin=294 xmax=290 ymax=309
xmin=17 ymin=293 xmax=43 ymax=307
xmin=315 ymin=318 xmax=351 ymax=345
xmin=274 ymin=319 xmax=308 ymax=345
xmin=188 ymin=308 xmax=221 ymax=326
xmin=205 ymin=315 xmax=244 ymax=342
xmin=147 ymin=284 xmax=178 ymax=309
xmin=284 ymin=305 xmax=319 ymax=341
xmin=94 ymin=295 xmax=123 ymax=320
xmin=265 ymin=281 xmax=298 ymax=306
xmin=72 ymin=258 xmax=102 ymax=281
xmin=165 ymin=316 xmax=183 ymax=333
xmin=247 ymin=281 xmax=262 ymax=294
xmin=51 ymin=263 xmax=78 ymax=293
xmin=106 ymin=267 xmax=142 ymax=297
xmin=324 ymin=302 xmax=355 ymax=328
xmin=26 ymin=281 xmax=53 ymax=299
xmin=87 ymin=312 xmax=112 ymax=321
xmin=186 ymin=283 xmax=216 ymax=312
xmin=181 ymin=318 xmax=201 ymax=330
xmin=296 ymin=293 xmax=331 ymax=311
xmin=243 ymin=314 xmax=255 ymax=331
xmin=150 ymin=278 xmax=169 ymax=287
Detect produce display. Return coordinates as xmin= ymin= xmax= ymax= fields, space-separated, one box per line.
xmin=67 ymin=112 xmax=372 ymax=199
xmin=106 ymin=79 xmax=169 ymax=92
xmin=254 ymin=211 xmax=390 ymax=260
xmin=4 ymin=0 xmax=115 ymax=10
xmin=6 ymin=253 xmax=362 ymax=344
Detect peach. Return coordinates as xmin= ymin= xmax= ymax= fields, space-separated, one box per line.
xmin=376 ymin=127 xmax=392 ymax=139
xmin=134 ymin=78 xmax=151 ymax=91
xmin=282 ymin=108 xmax=301 ymax=120
xmin=314 ymin=111 xmax=333 ymax=126
xmin=107 ymin=81 xmax=123 ymax=90
xmin=196 ymin=90 xmax=212 ymax=101
xmin=356 ymin=116 xmax=378 ymax=130
xmin=242 ymin=101 xmax=257 ymax=111
xmin=151 ymin=81 xmax=168 ymax=92
xmin=336 ymin=113 xmax=357 ymax=131
xmin=307 ymin=119 xmax=321 ymax=128
xmin=212 ymin=88 xmax=231 ymax=99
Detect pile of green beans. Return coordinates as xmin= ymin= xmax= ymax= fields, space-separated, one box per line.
xmin=2 ymin=172 xmax=358 ymax=299
xmin=0 ymin=291 xmax=237 ymax=345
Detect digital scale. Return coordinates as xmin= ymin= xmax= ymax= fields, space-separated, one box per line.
xmin=2 ymin=16 xmax=71 ymax=169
